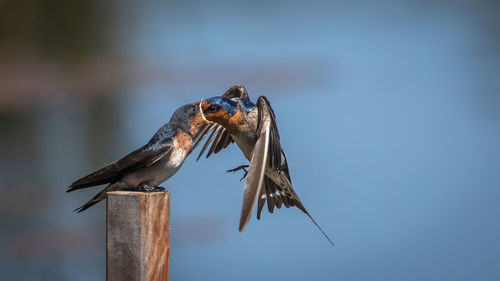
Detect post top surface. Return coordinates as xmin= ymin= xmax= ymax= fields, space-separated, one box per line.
xmin=107 ymin=190 xmax=170 ymax=197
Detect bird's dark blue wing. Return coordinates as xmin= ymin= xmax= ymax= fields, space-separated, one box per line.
xmin=67 ymin=125 xmax=175 ymax=192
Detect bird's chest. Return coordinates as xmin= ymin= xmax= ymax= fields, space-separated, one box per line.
xmin=231 ymin=110 xmax=258 ymax=160
xmin=151 ymin=148 xmax=186 ymax=184
xmin=167 ymin=129 xmax=192 ymax=169
xmin=232 ymin=129 xmax=259 ymax=161
xmin=154 ymin=133 xmax=191 ymax=183
xmin=165 ymin=148 xmax=186 ymax=169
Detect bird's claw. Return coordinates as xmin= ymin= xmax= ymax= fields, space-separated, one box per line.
xmin=226 ymin=165 xmax=249 ymax=181
xmin=137 ymin=182 xmax=164 ymax=192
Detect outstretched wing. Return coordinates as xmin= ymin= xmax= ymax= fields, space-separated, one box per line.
xmin=194 ymin=86 xmax=249 ymax=160
xmin=239 ymin=104 xmax=271 ymax=231
xmin=193 ymin=123 xmax=234 ymax=160
xmin=252 ymin=95 xmax=291 ymax=219
xmin=67 ymin=125 xmax=176 ymax=192
xmin=240 ymin=95 xmax=287 ymax=231
xmin=252 ymin=97 xmax=335 ymax=245
xmin=255 ymin=96 xmax=282 ymax=171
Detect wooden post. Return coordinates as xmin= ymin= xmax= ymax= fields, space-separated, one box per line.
xmin=106 ymin=191 xmax=170 ymax=281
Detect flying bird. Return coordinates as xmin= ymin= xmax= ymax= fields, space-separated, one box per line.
xmin=195 ymin=86 xmax=333 ymax=245
xmin=67 ymin=101 xmax=209 ymax=212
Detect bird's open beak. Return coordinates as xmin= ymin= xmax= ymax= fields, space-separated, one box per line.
xmin=199 ymin=98 xmax=211 ymax=124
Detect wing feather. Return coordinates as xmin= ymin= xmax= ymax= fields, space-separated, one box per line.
xmin=191 ymin=123 xmax=212 ymax=151
xmin=206 ymin=126 xmax=226 ymax=158
xmin=256 ymin=96 xmax=282 ymax=170
xmin=67 ymin=126 xmax=175 ymax=192
xmin=214 ymin=131 xmax=232 ymax=153
xmin=196 ymin=124 xmax=222 ymax=161
xmin=265 ymin=176 xmax=276 ymax=214
xmin=239 ymin=123 xmax=270 ymax=232
xmin=222 ymin=85 xmax=248 ymax=99
xmin=256 ymin=181 xmax=267 ymax=220
xmin=246 ymin=96 xmax=335 ymax=245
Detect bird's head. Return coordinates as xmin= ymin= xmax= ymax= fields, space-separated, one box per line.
xmin=201 ymin=96 xmax=242 ymax=134
xmin=170 ymin=101 xmax=209 ymax=137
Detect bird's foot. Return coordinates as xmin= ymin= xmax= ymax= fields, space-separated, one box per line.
xmin=154 ymin=186 xmax=165 ymax=191
xmin=137 ymin=182 xmax=158 ymax=192
xmin=226 ymin=165 xmax=250 ymax=181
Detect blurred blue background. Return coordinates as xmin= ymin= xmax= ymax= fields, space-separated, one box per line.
xmin=1 ymin=0 xmax=499 ymax=280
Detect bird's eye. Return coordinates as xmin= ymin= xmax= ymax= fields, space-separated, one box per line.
xmin=208 ymin=105 xmax=219 ymax=112
xmin=190 ymin=105 xmax=197 ymax=113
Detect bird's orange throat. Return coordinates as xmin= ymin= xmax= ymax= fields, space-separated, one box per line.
xmin=189 ymin=101 xmax=210 ymax=137
xmin=190 ymin=113 xmax=208 ymax=137
xmin=205 ymin=108 xmax=243 ymax=134
xmin=176 ymin=129 xmax=195 ymax=153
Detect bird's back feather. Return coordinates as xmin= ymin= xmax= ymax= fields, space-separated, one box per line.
xmin=67 ymin=125 xmax=177 ymax=193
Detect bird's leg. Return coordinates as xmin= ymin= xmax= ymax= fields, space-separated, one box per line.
xmin=137 ymin=182 xmax=156 ymax=192
xmin=226 ymin=165 xmax=250 ymax=181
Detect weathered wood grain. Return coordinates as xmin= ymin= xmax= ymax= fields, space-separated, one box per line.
xmin=107 ymin=191 xmax=170 ymax=281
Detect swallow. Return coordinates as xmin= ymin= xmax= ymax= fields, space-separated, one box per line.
xmin=195 ymin=86 xmax=334 ymax=245
xmin=67 ymin=101 xmax=209 ymax=212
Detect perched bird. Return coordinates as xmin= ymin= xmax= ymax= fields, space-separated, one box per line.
xmin=195 ymin=86 xmax=333 ymax=245
xmin=67 ymin=101 xmax=209 ymax=212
